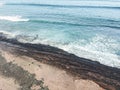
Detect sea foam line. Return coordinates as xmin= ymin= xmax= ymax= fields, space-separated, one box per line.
xmin=0 ymin=16 xmax=29 ymax=22
xmin=0 ymin=30 xmax=18 ymax=38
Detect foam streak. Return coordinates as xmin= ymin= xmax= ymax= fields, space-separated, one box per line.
xmin=0 ymin=16 xmax=29 ymax=22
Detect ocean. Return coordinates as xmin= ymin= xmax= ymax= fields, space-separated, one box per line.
xmin=0 ymin=0 xmax=120 ymax=68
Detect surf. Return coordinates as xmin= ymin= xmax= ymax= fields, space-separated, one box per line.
xmin=1 ymin=31 xmax=120 ymax=68
xmin=0 ymin=16 xmax=29 ymax=22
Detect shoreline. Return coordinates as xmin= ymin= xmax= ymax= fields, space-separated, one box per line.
xmin=0 ymin=34 xmax=120 ymax=90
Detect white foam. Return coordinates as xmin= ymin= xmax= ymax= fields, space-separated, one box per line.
xmin=60 ymin=44 xmax=120 ymax=68
xmin=0 ymin=16 xmax=29 ymax=22
xmin=32 ymin=35 xmax=120 ymax=68
xmin=0 ymin=30 xmax=19 ymax=38
xmin=1 ymin=32 xmax=120 ymax=68
xmin=59 ymin=35 xmax=120 ymax=68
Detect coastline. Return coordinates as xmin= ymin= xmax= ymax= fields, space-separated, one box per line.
xmin=0 ymin=34 xmax=120 ymax=90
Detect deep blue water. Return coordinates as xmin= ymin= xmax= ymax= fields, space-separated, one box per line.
xmin=0 ymin=0 xmax=120 ymax=68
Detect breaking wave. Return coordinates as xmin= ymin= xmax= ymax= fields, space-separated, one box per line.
xmin=58 ymin=35 xmax=120 ymax=68
xmin=0 ymin=16 xmax=29 ymax=22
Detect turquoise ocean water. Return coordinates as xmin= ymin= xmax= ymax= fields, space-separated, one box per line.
xmin=0 ymin=0 xmax=120 ymax=68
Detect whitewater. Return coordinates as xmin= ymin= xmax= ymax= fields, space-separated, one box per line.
xmin=0 ymin=0 xmax=120 ymax=68
xmin=0 ymin=16 xmax=29 ymax=22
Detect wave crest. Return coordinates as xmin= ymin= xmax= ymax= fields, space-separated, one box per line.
xmin=0 ymin=16 xmax=29 ymax=22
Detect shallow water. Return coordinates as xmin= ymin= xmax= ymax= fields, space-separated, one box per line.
xmin=0 ymin=0 xmax=120 ymax=68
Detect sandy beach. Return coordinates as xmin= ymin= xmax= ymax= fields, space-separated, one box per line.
xmin=0 ymin=50 xmax=103 ymax=90
xmin=0 ymin=35 xmax=120 ymax=90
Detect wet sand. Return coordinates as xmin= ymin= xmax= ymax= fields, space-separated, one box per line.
xmin=0 ymin=34 xmax=120 ymax=90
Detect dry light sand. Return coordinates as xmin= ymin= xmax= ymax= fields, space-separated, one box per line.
xmin=0 ymin=50 xmax=104 ymax=90
xmin=0 ymin=75 xmax=20 ymax=90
